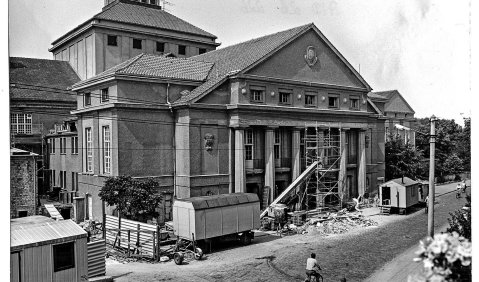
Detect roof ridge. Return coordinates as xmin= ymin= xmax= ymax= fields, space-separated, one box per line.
xmin=116 ymin=53 xmax=145 ymax=73
xmin=191 ymin=23 xmax=311 ymax=62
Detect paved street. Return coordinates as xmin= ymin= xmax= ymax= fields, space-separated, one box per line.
xmin=107 ymin=181 xmax=468 ymax=282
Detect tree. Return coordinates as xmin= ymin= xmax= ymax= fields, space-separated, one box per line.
xmin=99 ymin=175 xmax=162 ymax=222
xmin=385 ymin=133 xmax=426 ymax=180
xmin=415 ymin=117 xmax=467 ymax=181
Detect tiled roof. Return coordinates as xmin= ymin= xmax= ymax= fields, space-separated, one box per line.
xmin=73 ymin=53 xmax=214 ymax=89
xmin=95 ymin=0 xmax=216 ymax=38
xmin=367 ymin=92 xmax=388 ymax=101
xmin=174 ymin=24 xmax=313 ymax=105
xmin=371 ymin=90 xmax=415 ymax=114
xmin=10 ymin=57 xmax=79 ymax=102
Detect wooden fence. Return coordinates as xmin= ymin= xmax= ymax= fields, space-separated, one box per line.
xmin=87 ymin=240 xmax=106 ymax=278
xmin=104 ymin=215 xmax=167 ymax=260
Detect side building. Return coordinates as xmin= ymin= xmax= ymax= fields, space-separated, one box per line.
xmin=45 ymin=118 xmax=81 ymax=206
xmin=49 ymin=0 xmax=219 ymax=80
xmin=10 ymin=148 xmax=39 ymax=218
xmin=10 ymin=57 xmax=80 ymax=195
xmin=71 ymin=23 xmax=387 ymax=221
xmin=368 ymin=90 xmax=416 ymax=146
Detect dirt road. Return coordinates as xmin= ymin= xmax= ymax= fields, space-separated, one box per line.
xmin=106 ymin=182 xmax=467 ymax=282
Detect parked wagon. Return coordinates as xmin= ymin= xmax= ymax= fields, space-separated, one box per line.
xmin=379 ymin=177 xmax=421 ymax=214
xmin=172 ymin=193 xmax=260 ymax=264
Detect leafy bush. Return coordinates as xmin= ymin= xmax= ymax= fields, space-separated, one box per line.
xmin=447 ymin=195 xmax=471 ymax=240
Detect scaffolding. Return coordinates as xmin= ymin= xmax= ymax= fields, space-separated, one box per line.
xmin=302 ymin=125 xmax=342 ymax=211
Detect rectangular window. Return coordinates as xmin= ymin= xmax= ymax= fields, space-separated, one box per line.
xmin=53 ymin=242 xmax=75 ymax=272
xmin=107 ymin=35 xmax=118 ymax=46
xmin=133 ymin=38 xmax=142 ymax=49
xmin=244 ymin=129 xmax=254 ymax=161
xmin=279 ymin=90 xmax=291 ymax=104
xmin=60 ymin=138 xmax=67 ymax=154
xmin=102 ymin=126 xmax=111 ymax=174
xmin=156 ymin=42 xmax=165 ymax=53
xmin=250 ymin=87 xmax=265 ymax=102
xmin=71 ymin=172 xmax=76 ymax=191
xmin=328 ymin=95 xmax=339 ymax=108
xmin=52 ymin=170 xmax=56 ymax=186
xmin=101 ymin=88 xmax=109 ymax=102
xmin=52 ymin=138 xmax=56 ymax=154
xmin=85 ymin=128 xmax=93 ymax=172
xmin=71 ymin=136 xmax=78 ymax=154
xmin=385 ymin=127 xmax=389 ymax=141
xmin=350 ymin=97 xmax=359 ymax=110
xmin=60 ymin=171 xmax=66 ymax=188
xmin=178 ymin=45 xmax=186 ymax=55
xmin=84 ymin=93 xmax=91 ymax=106
xmin=199 ymin=48 xmax=206 ymax=54
xmin=347 ymin=131 xmax=358 ymax=164
xmin=10 ymin=113 xmax=32 ymax=134
xmin=305 ymin=94 xmax=316 ymax=106
xmin=274 ymin=129 xmax=281 ymax=160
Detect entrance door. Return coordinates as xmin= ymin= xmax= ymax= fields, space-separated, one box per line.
xmin=381 ymin=186 xmax=391 ymax=205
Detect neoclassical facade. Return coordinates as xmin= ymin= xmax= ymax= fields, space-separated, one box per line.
xmin=71 ymin=23 xmax=387 ymax=219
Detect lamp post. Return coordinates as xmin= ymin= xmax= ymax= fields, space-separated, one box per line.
xmin=427 ymin=115 xmax=437 ymax=237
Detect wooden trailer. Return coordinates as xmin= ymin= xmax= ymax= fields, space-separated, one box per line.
xmin=173 ymin=193 xmax=260 ymax=246
xmin=379 ymin=177 xmax=421 ymax=214
xmin=10 ymin=216 xmax=88 ymax=282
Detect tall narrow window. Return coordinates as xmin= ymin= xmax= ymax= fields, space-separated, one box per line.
xmin=71 ymin=172 xmax=77 ymax=191
xmin=85 ymin=128 xmax=93 ymax=172
xmin=52 ymin=170 xmax=56 ymax=186
xmin=71 ymin=136 xmax=78 ymax=154
xmin=245 ymin=129 xmax=254 ymax=169
xmin=60 ymin=137 xmax=67 ymax=154
xmin=101 ymin=88 xmax=109 ymax=102
xmin=51 ymin=138 xmax=56 ymax=154
xmin=102 ymin=126 xmax=111 ymax=174
xmin=274 ymin=129 xmax=281 ymax=160
xmin=84 ymin=93 xmax=91 ymax=106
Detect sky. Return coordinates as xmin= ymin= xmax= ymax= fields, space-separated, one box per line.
xmin=7 ymin=0 xmax=473 ymax=125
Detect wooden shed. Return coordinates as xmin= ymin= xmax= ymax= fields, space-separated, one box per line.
xmin=173 ymin=193 xmax=260 ymax=241
xmin=10 ymin=216 xmax=88 ymax=282
xmin=379 ymin=177 xmax=421 ymax=214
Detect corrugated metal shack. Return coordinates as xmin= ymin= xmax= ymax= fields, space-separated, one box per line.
xmin=10 ymin=216 xmax=88 ymax=282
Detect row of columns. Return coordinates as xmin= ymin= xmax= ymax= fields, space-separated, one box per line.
xmin=230 ymin=127 xmax=367 ymax=203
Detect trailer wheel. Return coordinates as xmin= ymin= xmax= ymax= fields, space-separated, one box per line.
xmin=174 ymin=252 xmax=184 ymax=265
xmin=240 ymin=232 xmax=252 ymax=245
xmin=194 ymin=247 xmax=203 ymax=260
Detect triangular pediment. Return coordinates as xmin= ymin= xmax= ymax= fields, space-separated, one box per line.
xmin=245 ymin=29 xmax=368 ymax=90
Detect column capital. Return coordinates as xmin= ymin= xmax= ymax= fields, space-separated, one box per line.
xmin=265 ymin=126 xmax=279 ymax=131
xmin=292 ymin=127 xmax=303 ymax=131
xmin=230 ymin=125 xmax=248 ymax=130
xmin=340 ymin=127 xmax=351 ymax=131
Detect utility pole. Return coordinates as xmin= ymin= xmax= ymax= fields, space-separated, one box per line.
xmin=427 ymin=115 xmax=437 ymax=237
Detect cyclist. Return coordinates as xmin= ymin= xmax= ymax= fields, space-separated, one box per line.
xmin=305 ymin=253 xmax=322 ymax=282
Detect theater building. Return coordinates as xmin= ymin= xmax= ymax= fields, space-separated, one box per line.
xmin=71 ymin=23 xmax=387 ymax=220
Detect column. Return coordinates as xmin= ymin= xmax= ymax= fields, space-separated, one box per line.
xmin=358 ymin=130 xmax=367 ymax=197
xmin=291 ymin=128 xmax=301 ymax=180
xmin=234 ymin=128 xmax=246 ymax=193
xmin=229 ymin=128 xmax=235 ymax=194
xmin=338 ymin=129 xmax=348 ymax=202
xmin=264 ymin=127 xmax=276 ymax=203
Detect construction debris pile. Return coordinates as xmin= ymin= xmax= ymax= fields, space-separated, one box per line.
xmin=272 ymin=209 xmax=378 ymax=236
